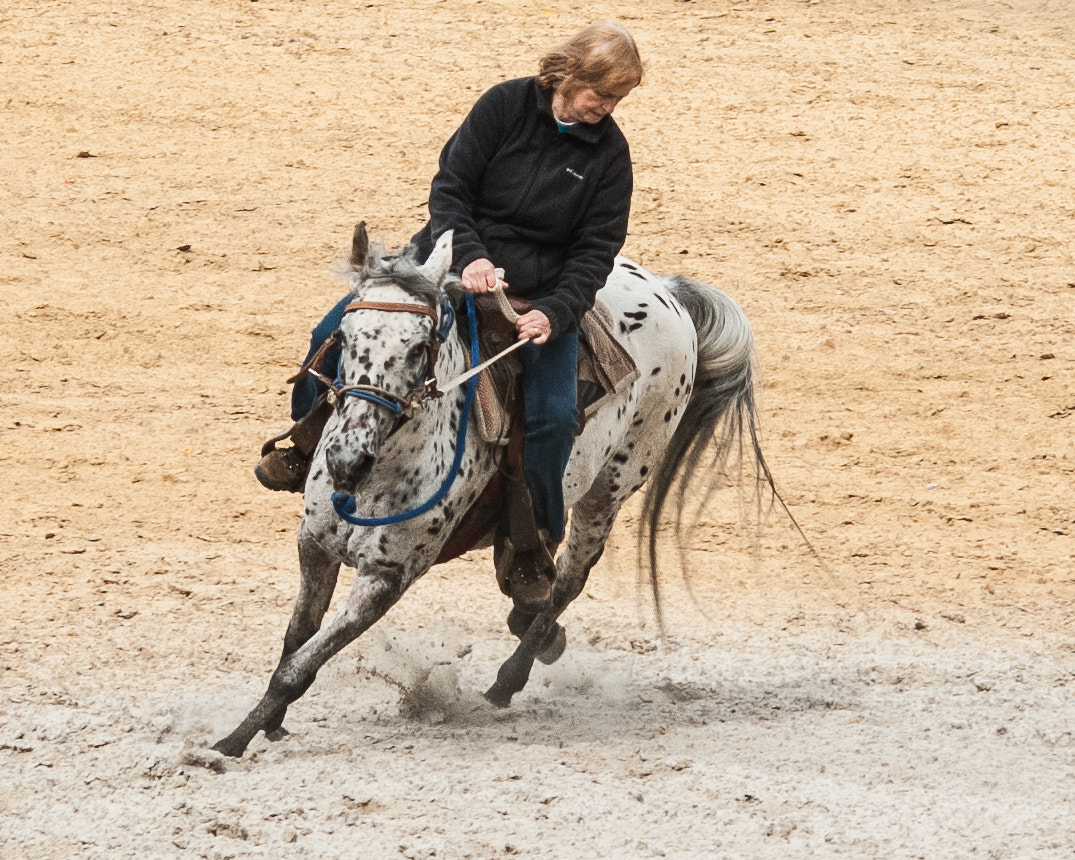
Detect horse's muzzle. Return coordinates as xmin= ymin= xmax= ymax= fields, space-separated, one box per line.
xmin=325 ymin=441 xmax=376 ymax=495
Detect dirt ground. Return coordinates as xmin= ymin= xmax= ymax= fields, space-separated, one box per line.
xmin=2 ymin=0 xmax=1073 ymax=857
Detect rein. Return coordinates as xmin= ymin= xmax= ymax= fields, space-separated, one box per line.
xmin=329 ymin=292 xmax=481 ymax=527
xmin=436 ymin=272 xmax=531 ymax=392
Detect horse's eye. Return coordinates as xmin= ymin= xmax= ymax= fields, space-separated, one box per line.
xmin=407 ymin=344 xmax=426 ymax=364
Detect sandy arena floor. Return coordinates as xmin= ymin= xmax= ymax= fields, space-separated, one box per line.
xmin=1 ymin=0 xmax=1073 ymax=857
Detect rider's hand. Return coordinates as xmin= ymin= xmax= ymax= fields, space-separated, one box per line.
xmin=516 ymin=310 xmax=552 ymax=345
xmin=461 ymin=258 xmax=500 ymax=293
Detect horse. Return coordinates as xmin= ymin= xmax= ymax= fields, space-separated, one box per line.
xmin=212 ymin=223 xmax=778 ymax=758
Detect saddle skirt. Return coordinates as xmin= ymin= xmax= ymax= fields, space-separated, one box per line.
xmin=471 ymin=294 xmax=639 ymax=444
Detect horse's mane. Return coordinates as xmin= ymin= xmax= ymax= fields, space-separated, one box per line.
xmin=345 ymin=241 xmax=449 ymax=307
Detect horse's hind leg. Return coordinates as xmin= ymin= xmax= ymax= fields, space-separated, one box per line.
xmin=485 ymin=480 xmax=620 ymax=707
xmin=506 ymin=606 xmax=566 ymax=665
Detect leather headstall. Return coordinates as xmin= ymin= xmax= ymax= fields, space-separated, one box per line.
xmin=290 ymin=297 xmax=451 ymax=422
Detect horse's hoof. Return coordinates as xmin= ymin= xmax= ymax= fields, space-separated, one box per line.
xmin=483 ymin=685 xmax=513 ymax=708
xmin=536 ymin=624 xmax=567 ymax=665
xmin=211 ymin=737 xmax=246 ymax=759
xmin=507 ymin=609 xmax=565 ymax=663
xmin=506 ymin=607 xmax=533 ymax=638
xmin=265 ymin=726 xmax=290 ymax=742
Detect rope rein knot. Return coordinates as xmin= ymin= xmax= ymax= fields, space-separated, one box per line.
xmin=489 ymin=267 xmax=520 ymax=323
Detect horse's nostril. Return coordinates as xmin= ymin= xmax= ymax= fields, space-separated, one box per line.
xmin=352 ymin=454 xmax=374 ymax=483
xmin=326 ymin=443 xmax=376 ymax=493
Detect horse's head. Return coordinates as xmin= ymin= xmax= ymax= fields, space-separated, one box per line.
xmin=322 ymin=223 xmax=455 ymax=495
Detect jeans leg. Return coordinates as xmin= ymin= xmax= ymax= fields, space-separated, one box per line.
xmin=290 ymin=294 xmax=351 ymax=420
xmin=518 ymin=332 xmax=578 ymax=544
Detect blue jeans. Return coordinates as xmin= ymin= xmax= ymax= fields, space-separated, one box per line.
xmin=518 ymin=331 xmax=578 ymax=544
xmin=292 ymin=298 xmax=578 ymax=543
xmin=291 ymin=294 xmax=351 ymax=421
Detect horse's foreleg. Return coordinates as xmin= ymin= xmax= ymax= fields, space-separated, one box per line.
xmin=259 ymin=530 xmax=342 ymax=739
xmin=280 ymin=528 xmax=342 ymax=660
xmin=212 ymin=571 xmax=400 ymax=758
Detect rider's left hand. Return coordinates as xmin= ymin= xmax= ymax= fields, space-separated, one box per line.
xmin=516 ymin=310 xmax=552 ymax=345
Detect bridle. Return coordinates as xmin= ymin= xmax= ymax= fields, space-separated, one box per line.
xmin=296 ymin=288 xmax=524 ymax=528
xmin=301 ymin=290 xmax=481 ymax=528
xmin=294 ymin=293 xmax=456 ymax=421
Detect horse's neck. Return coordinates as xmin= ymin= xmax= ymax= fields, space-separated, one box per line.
xmin=371 ymin=327 xmax=483 ymax=490
xmin=438 ymin=321 xmax=472 ymax=391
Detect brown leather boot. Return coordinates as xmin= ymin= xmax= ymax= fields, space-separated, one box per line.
xmin=254 ymin=395 xmax=332 ymax=493
xmin=254 ymin=447 xmax=310 ymax=492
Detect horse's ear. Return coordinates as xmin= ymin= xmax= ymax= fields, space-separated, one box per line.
xmin=350 ymin=222 xmax=369 ymax=270
xmin=419 ymin=229 xmax=453 ymax=285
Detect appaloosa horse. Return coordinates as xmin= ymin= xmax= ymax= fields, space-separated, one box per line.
xmin=213 ymin=224 xmax=778 ymax=757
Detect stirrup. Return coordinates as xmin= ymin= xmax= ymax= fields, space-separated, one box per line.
xmin=254 ymin=395 xmax=332 ymax=493
xmin=494 ymin=534 xmax=557 ymax=612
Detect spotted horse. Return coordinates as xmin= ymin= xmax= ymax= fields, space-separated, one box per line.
xmin=212 ymin=223 xmax=783 ymax=758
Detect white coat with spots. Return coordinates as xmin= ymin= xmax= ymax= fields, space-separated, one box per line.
xmin=214 ymin=225 xmax=776 ymax=757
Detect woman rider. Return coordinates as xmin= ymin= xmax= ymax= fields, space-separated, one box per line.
xmin=256 ymin=22 xmax=642 ymax=609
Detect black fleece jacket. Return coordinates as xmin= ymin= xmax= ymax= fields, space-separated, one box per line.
xmin=411 ymin=77 xmax=633 ymax=338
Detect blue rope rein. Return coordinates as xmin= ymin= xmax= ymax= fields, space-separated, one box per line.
xmin=330 ymin=293 xmax=478 ymax=527
xmin=333 ymin=388 xmax=406 ymax=416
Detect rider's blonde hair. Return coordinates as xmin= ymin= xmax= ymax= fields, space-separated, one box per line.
xmin=537 ymin=22 xmax=643 ymax=99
